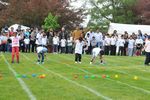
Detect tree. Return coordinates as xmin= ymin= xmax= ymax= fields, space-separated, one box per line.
xmin=43 ymin=13 xmax=60 ymax=31
xmin=88 ymin=0 xmax=138 ymax=31
xmin=0 ymin=0 xmax=84 ymax=29
xmin=134 ymin=0 xmax=150 ymax=24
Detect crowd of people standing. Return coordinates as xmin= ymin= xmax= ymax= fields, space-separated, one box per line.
xmin=0 ymin=25 xmax=149 ymax=57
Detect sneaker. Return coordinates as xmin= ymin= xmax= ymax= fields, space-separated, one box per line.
xmin=90 ymin=62 xmax=92 ymax=65
xmin=75 ymin=62 xmax=78 ymax=64
xmin=79 ymin=62 xmax=81 ymax=64
xmin=36 ymin=62 xmax=40 ymax=64
xmin=41 ymin=62 xmax=44 ymax=64
xmin=100 ymin=62 xmax=104 ymax=65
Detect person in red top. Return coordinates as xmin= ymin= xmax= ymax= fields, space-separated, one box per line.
xmin=10 ymin=32 xmax=20 ymax=63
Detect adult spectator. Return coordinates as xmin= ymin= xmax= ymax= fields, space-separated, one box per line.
xmin=47 ymin=29 xmax=53 ymax=53
xmin=72 ymin=25 xmax=83 ymax=41
xmin=30 ymin=29 xmax=36 ymax=52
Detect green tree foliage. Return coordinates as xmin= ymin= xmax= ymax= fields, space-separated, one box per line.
xmin=88 ymin=0 xmax=138 ymax=31
xmin=43 ymin=13 xmax=60 ymax=31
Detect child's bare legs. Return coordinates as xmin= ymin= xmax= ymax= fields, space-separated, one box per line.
xmin=90 ymin=56 xmax=95 ymax=64
xmin=100 ymin=55 xmax=104 ymax=64
xmin=11 ymin=47 xmax=15 ymax=63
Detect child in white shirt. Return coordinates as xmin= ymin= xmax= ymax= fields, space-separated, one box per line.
xmin=24 ymin=37 xmax=30 ymax=53
xmin=128 ymin=36 xmax=135 ymax=56
xmin=53 ymin=34 xmax=59 ymax=54
xmin=60 ymin=37 xmax=66 ymax=53
xmin=117 ymin=35 xmax=125 ymax=56
xmin=75 ymin=37 xmax=84 ymax=64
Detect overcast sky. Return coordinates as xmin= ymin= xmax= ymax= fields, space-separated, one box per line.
xmin=70 ymin=0 xmax=91 ymax=27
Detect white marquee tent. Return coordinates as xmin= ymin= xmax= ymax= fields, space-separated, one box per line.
xmin=108 ymin=23 xmax=150 ymax=35
xmin=8 ymin=24 xmax=30 ymax=31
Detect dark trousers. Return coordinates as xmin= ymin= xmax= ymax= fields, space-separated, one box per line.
xmin=145 ymin=52 xmax=150 ymax=65
xmin=53 ymin=45 xmax=58 ymax=53
xmin=75 ymin=53 xmax=81 ymax=62
xmin=47 ymin=45 xmax=53 ymax=53
xmin=30 ymin=40 xmax=35 ymax=52
xmin=25 ymin=44 xmax=30 ymax=53
xmin=110 ymin=45 xmax=116 ymax=55
xmin=61 ymin=47 xmax=66 ymax=53
xmin=38 ymin=52 xmax=44 ymax=62
xmin=104 ymin=46 xmax=110 ymax=55
xmin=2 ymin=44 xmax=6 ymax=52
xmin=67 ymin=46 xmax=72 ymax=54
xmin=118 ymin=46 xmax=124 ymax=56
xmin=87 ymin=46 xmax=92 ymax=54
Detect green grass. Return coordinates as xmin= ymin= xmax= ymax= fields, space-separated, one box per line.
xmin=0 ymin=53 xmax=150 ymax=100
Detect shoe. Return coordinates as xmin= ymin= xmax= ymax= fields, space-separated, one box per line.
xmin=75 ymin=62 xmax=78 ymax=64
xmin=41 ymin=62 xmax=44 ymax=64
xmin=36 ymin=62 xmax=40 ymax=64
xmin=79 ymin=62 xmax=81 ymax=64
xmin=145 ymin=64 xmax=150 ymax=66
xmin=90 ymin=62 xmax=92 ymax=65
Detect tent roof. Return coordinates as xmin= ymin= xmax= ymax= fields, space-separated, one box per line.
xmin=8 ymin=24 xmax=30 ymax=31
xmin=108 ymin=23 xmax=150 ymax=35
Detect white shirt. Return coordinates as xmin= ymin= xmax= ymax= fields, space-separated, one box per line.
xmin=10 ymin=36 xmax=20 ymax=47
xmin=110 ymin=37 xmax=116 ymax=45
xmin=95 ymin=32 xmax=103 ymax=42
xmin=75 ymin=40 xmax=84 ymax=54
xmin=145 ymin=40 xmax=150 ymax=52
xmin=85 ymin=36 xmax=90 ymax=46
xmin=61 ymin=39 xmax=66 ymax=47
xmin=128 ymin=39 xmax=135 ymax=48
xmin=104 ymin=37 xmax=111 ymax=46
xmin=53 ymin=36 xmax=59 ymax=45
xmin=67 ymin=37 xmax=73 ymax=46
xmin=92 ymin=48 xmax=102 ymax=57
xmin=1 ymin=35 xmax=8 ymax=42
xmin=36 ymin=47 xmax=47 ymax=53
xmin=118 ymin=39 xmax=125 ymax=47
xmin=42 ymin=36 xmax=47 ymax=46
xmin=135 ymin=39 xmax=143 ymax=45
xmin=24 ymin=38 xmax=30 ymax=44
xmin=0 ymin=36 xmax=2 ymax=45
xmin=35 ymin=33 xmax=42 ymax=45
xmin=85 ymin=31 xmax=96 ymax=41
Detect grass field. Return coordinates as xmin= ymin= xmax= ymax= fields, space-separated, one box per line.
xmin=0 ymin=53 xmax=150 ymax=100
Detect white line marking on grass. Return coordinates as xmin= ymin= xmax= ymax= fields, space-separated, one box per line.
xmin=108 ymin=79 xmax=150 ymax=94
xmin=22 ymin=54 xmax=112 ymax=100
xmin=2 ymin=54 xmax=36 ymax=100
xmin=58 ymin=55 xmax=150 ymax=95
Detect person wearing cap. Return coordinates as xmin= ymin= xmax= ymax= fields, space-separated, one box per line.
xmin=90 ymin=47 xmax=105 ymax=64
xmin=143 ymin=35 xmax=150 ymax=66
